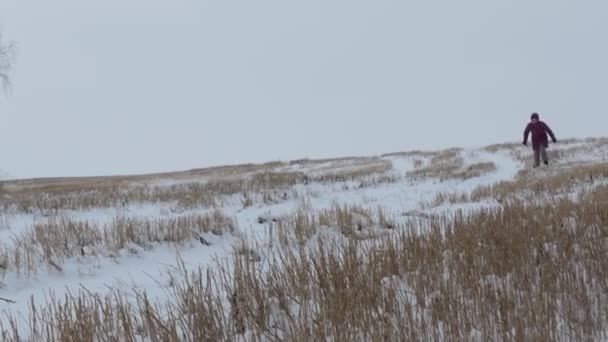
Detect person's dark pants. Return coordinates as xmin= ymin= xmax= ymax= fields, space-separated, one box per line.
xmin=534 ymin=145 xmax=548 ymax=167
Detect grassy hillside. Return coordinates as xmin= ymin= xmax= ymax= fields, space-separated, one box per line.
xmin=1 ymin=137 xmax=607 ymax=341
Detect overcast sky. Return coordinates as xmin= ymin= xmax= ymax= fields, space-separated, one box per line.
xmin=0 ymin=1 xmax=606 ymax=179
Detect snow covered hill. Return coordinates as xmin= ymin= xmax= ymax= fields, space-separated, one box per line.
xmin=1 ymin=137 xmax=607 ymax=341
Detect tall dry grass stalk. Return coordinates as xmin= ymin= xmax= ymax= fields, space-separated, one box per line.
xmin=2 ymin=139 xmax=608 ymax=341
xmin=472 ymin=162 xmax=608 ymax=203
xmin=1 ymin=160 xmax=399 ymax=214
xmin=3 ymin=186 xmax=607 ymax=341
xmin=0 ymin=211 xmax=236 ymax=278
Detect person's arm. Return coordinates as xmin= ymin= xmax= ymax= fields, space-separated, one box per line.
xmin=543 ymin=122 xmax=557 ymax=143
xmin=523 ymin=123 xmax=531 ymax=145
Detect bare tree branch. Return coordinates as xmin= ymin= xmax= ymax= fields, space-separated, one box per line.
xmin=0 ymin=32 xmax=16 ymax=91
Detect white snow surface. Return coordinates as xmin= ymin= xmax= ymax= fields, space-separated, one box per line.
xmin=0 ymin=142 xmax=605 ymax=338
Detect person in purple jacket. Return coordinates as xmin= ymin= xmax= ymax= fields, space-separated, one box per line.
xmin=523 ymin=113 xmax=557 ymax=167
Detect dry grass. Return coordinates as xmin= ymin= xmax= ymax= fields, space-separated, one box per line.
xmin=472 ymin=162 xmax=608 ymax=204
xmin=460 ymin=162 xmax=497 ymax=178
xmin=0 ymin=159 xmax=398 ymax=214
xmin=1 ymin=138 xmax=602 ymax=214
xmin=484 ymin=142 xmax=521 ymax=153
xmin=404 ymin=148 xmax=495 ymax=182
xmin=2 ymin=139 xmax=608 ymax=341
xmin=0 ymin=211 xmax=235 ymax=278
xmin=508 ymin=138 xmax=608 ymax=167
xmin=273 ymin=204 xmax=398 ymax=245
xmin=423 ymin=191 xmax=471 ymax=208
xmin=381 ymin=150 xmax=436 ymax=158
xmin=3 ymin=186 xmax=608 ymax=341
xmin=310 ymin=159 xmax=394 ymax=184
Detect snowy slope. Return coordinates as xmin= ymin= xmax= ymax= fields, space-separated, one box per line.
xmin=0 ymin=140 xmax=606 ymax=339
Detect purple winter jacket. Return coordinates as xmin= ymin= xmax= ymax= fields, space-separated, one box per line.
xmin=523 ymin=121 xmax=556 ymax=150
